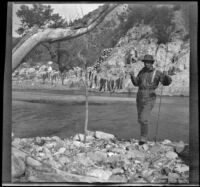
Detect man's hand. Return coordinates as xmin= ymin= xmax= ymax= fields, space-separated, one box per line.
xmin=129 ymin=70 xmax=135 ymax=77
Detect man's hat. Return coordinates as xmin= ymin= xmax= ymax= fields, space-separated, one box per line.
xmin=142 ymin=54 xmax=155 ymax=63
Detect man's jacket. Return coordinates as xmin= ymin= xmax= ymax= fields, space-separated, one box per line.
xmin=130 ymin=67 xmax=172 ymax=99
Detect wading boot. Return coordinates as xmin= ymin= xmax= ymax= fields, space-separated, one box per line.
xmin=139 ymin=136 xmax=147 ymax=145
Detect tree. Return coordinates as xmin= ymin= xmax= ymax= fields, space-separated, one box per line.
xmin=16 ymin=4 xmax=66 ymax=36
xmin=15 ymin=3 xmax=69 ymax=73
xmin=12 ymin=4 xmax=118 ymax=72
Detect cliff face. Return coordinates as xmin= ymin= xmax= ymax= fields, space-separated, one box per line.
xmin=97 ymin=4 xmax=190 ymax=96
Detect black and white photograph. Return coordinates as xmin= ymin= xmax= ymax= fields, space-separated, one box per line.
xmin=3 ymin=1 xmax=198 ymax=185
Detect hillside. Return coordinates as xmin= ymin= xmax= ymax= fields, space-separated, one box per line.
xmin=12 ymin=4 xmax=190 ymax=96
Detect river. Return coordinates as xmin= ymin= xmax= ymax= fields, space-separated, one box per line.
xmin=12 ymin=89 xmax=189 ymax=143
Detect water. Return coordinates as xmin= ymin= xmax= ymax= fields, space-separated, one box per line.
xmin=12 ymin=90 xmax=189 ymax=143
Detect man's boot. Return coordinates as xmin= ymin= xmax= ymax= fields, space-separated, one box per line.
xmin=139 ymin=136 xmax=147 ymax=145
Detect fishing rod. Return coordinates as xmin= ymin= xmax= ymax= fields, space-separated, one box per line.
xmin=154 ymin=44 xmax=168 ymax=143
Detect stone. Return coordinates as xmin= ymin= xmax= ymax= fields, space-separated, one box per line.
xmin=94 ymin=131 xmax=115 ymax=140
xmin=12 ymin=154 xmax=26 ymax=178
xmin=45 ymin=142 xmax=57 ymax=149
xmin=57 ymin=147 xmax=66 ymax=154
xmin=174 ymin=141 xmax=186 ymax=154
xmin=59 ymin=156 xmax=70 ymax=166
xmin=168 ymin=173 xmax=180 ymax=183
xmin=162 ymin=139 xmax=172 ymax=145
xmin=51 ymin=136 xmax=61 ymax=142
xmin=26 ymin=156 xmax=42 ymax=167
xmin=126 ymin=150 xmax=145 ymax=161
xmin=161 ymin=167 xmax=170 ymax=175
xmin=166 ymin=151 xmax=178 ymax=159
xmin=112 ymin=148 xmax=126 ymax=154
xmin=142 ymin=144 xmax=149 ymax=151
xmin=87 ymin=151 xmax=107 ymax=162
xmin=107 ymin=152 xmax=117 ymax=157
xmin=72 ymin=141 xmax=85 ymax=147
xmin=112 ymin=168 xmax=124 ymax=175
xmin=73 ymin=133 xmax=94 ymax=142
xmin=174 ymin=165 xmax=189 ymax=173
xmin=141 ymin=169 xmax=153 ymax=178
xmin=86 ymin=169 xmax=112 ymax=180
xmin=108 ymin=174 xmax=127 ymax=182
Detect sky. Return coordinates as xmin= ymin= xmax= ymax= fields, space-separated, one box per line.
xmin=12 ymin=3 xmax=103 ymax=37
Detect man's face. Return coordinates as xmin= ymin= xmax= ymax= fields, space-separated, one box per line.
xmin=144 ymin=61 xmax=153 ymax=69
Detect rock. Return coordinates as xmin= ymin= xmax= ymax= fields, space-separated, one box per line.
xmin=112 ymin=148 xmax=126 ymax=154
xmin=12 ymin=147 xmax=27 ymax=161
xmin=107 ymin=152 xmax=117 ymax=157
xmin=141 ymin=169 xmax=153 ymax=178
xmin=126 ymin=150 xmax=145 ymax=161
xmin=108 ymin=174 xmax=127 ymax=182
xmin=168 ymin=173 xmax=180 ymax=183
xmin=59 ymin=156 xmax=70 ymax=166
xmin=162 ymin=139 xmax=172 ymax=145
xmin=73 ymin=133 xmax=94 ymax=142
xmin=174 ymin=165 xmax=189 ymax=173
xmin=94 ymin=131 xmax=115 ymax=140
xmin=38 ymin=152 xmax=45 ymax=157
xmin=57 ymin=147 xmax=66 ymax=154
xmin=45 ymin=142 xmax=57 ymax=149
xmin=12 ymin=154 xmax=26 ymax=178
xmin=166 ymin=151 xmax=178 ymax=159
xmin=51 ymin=136 xmax=61 ymax=142
xmin=86 ymin=169 xmax=112 ymax=180
xmin=26 ymin=156 xmax=42 ymax=167
xmin=73 ymin=141 xmax=85 ymax=147
xmin=174 ymin=141 xmax=186 ymax=154
xmin=161 ymin=167 xmax=170 ymax=175
xmin=112 ymin=168 xmax=124 ymax=175
xmin=142 ymin=144 xmax=149 ymax=151
xmin=149 ymin=144 xmax=163 ymax=154
xmin=87 ymin=151 xmax=107 ymax=162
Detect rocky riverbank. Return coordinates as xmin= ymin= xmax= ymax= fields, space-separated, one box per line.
xmin=12 ymin=131 xmax=189 ymax=184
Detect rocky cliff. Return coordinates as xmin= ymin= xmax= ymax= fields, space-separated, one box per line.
xmin=96 ymin=4 xmax=190 ymax=96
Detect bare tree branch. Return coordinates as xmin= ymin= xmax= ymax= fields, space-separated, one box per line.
xmin=12 ymin=4 xmax=118 ymax=72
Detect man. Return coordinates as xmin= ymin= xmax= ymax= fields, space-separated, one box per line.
xmin=129 ymin=54 xmax=172 ymax=145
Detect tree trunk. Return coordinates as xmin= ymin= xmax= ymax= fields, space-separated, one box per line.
xmin=84 ymin=66 xmax=89 ymax=143
xmin=12 ymin=4 xmax=118 ymax=72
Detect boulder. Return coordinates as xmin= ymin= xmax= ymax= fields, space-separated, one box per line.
xmin=174 ymin=141 xmax=186 ymax=154
xmin=94 ymin=131 xmax=115 ymax=140
xmin=12 ymin=154 xmax=26 ymax=178
xmin=26 ymin=156 xmax=42 ymax=167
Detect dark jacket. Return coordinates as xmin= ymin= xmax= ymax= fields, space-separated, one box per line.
xmin=130 ymin=67 xmax=172 ymax=98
